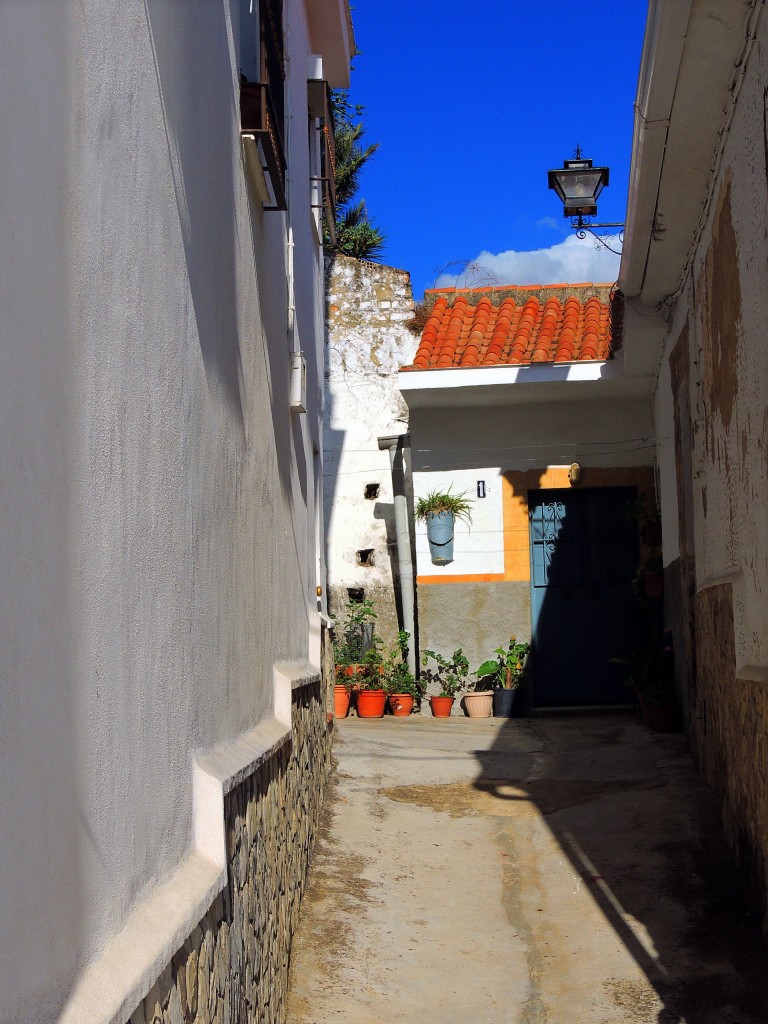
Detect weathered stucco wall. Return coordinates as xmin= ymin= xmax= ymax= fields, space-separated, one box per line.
xmin=418 ymin=581 xmax=531 ymax=674
xmin=654 ymin=8 xmax=768 ymax=925
xmin=324 ymin=255 xmax=419 ymax=643
xmin=0 ymin=1 xmax=339 ymax=1020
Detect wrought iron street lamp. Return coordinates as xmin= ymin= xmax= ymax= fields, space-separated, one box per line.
xmin=547 ymin=147 xmax=624 ymax=254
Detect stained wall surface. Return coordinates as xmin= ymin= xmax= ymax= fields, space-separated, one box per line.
xmin=324 ymin=256 xmax=418 ymax=643
xmin=0 ymin=1 xmax=342 ymax=1020
xmin=654 ymin=7 xmax=768 ymax=925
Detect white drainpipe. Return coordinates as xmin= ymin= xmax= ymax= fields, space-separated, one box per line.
xmin=378 ymin=433 xmax=416 ymax=677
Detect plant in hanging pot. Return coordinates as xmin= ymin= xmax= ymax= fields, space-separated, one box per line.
xmin=421 ymin=648 xmax=469 ymax=717
xmin=476 ymin=636 xmax=531 ymax=718
xmin=414 ymin=489 xmax=473 ymax=566
xmin=384 ymin=631 xmax=424 ymax=717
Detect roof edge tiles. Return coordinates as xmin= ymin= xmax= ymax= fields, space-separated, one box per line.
xmin=408 ymin=283 xmax=622 ymax=370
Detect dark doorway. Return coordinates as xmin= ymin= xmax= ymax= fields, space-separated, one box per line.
xmin=529 ymin=487 xmax=637 ymax=707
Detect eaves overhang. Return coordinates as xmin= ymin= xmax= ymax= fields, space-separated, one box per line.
xmin=620 ymin=0 xmax=763 ymax=308
xmin=398 ymin=359 xmax=653 ymax=411
xmin=306 ymin=0 xmax=354 ymax=88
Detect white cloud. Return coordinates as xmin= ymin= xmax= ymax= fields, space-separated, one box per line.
xmin=434 ymin=235 xmax=620 ymax=290
xmin=535 ymin=216 xmax=560 ymax=230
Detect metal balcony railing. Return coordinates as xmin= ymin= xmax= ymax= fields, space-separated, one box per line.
xmin=240 ymin=82 xmax=287 ymax=212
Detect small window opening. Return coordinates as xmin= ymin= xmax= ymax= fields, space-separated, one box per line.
xmin=347 ymin=587 xmax=364 ymax=603
xmin=356 ymin=548 xmax=375 ymax=567
xmin=364 ymin=483 xmax=380 ymax=500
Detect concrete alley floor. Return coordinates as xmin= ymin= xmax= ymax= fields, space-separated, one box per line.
xmin=286 ymin=714 xmax=768 ymax=1024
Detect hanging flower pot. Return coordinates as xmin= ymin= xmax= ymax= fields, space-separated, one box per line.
xmin=414 ymin=489 xmax=474 ymax=567
xmin=425 ymin=512 xmax=455 ymax=565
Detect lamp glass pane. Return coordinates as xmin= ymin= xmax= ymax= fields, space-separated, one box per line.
xmin=555 ymin=169 xmax=603 ymax=201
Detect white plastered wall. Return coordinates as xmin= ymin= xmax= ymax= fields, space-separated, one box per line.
xmin=324 ymin=257 xmax=418 ymax=637
xmin=655 ymin=9 xmax=768 ymax=680
xmin=0 ymin=1 xmax=333 ymax=1021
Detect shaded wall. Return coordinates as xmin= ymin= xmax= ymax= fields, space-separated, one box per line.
xmin=654 ymin=10 xmax=768 ymax=927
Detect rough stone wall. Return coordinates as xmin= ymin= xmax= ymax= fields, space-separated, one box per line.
xmin=324 ymin=256 xmax=419 ymax=644
xmin=128 ymin=681 xmax=331 ymax=1024
xmin=695 ymin=585 xmax=768 ymax=927
xmin=658 ymin=10 xmax=768 ymax=930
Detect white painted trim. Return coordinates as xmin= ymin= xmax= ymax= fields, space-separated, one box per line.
xmin=399 ymin=360 xmax=616 ymax=392
xmin=58 ymin=662 xmax=320 ymax=1024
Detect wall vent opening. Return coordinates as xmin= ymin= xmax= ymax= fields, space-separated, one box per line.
xmin=356 ymin=548 xmax=375 ymax=567
xmin=364 ymin=483 xmax=380 ymax=500
xmin=347 ymin=587 xmax=364 ymax=603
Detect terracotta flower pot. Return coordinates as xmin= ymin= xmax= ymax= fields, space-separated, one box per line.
xmin=430 ymin=695 xmax=454 ymax=718
xmin=356 ymin=689 xmax=387 ymax=718
xmin=463 ymin=691 xmax=493 ymax=718
xmin=333 ymin=684 xmax=351 ymax=719
xmin=643 ymin=571 xmax=664 ymax=600
xmin=388 ymin=694 xmax=414 ymax=717
xmin=640 ymin=700 xmax=680 ymax=732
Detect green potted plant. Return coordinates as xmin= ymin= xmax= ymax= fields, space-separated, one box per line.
xmin=632 ymin=554 xmax=664 ymax=600
xmin=476 ymin=636 xmax=531 ymax=718
xmin=414 ymin=489 xmax=473 ymax=566
xmin=627 ymin=494 xmax=662 ymax=547
xmin=421 ymin=648 xmax=469 ymax=717
xmin=610 ymin=626 xmax=679 ymax=731
xmin=355 ymin=634 xmax=387 ymax=718
xmin=384 ymin=631 xmax=424 ymax=716
xmin=333 ymin=597 xmax=377 ymax=718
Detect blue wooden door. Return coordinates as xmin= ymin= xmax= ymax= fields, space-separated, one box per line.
xmin=529 ymin=488 xmax=637 ymax=706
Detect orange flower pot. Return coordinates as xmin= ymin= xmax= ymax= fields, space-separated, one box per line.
xmin=333 ymin=684 xmax=351 ymax=719
xmin=356 ymin=689 xmax=387 ymax=718
xmin=388 ymin=694 xmax=414 ymax=717
xmin=430 ymin=695 xmax=454 ymax=718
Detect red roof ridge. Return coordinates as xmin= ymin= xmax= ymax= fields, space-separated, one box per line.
xmin=424 ymin=280 xmax=615 ymax=296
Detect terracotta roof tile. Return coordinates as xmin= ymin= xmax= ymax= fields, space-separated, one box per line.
xmin=406 ymin=283 xmax=621 ymax=371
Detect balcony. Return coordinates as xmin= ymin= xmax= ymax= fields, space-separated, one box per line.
xmin=240 ymin=82 xmax=287 ymax=212
xmin=308 ymin=78 xmax=337 ymax=244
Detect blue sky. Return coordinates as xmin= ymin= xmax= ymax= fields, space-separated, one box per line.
xmin=346 ymin=2 xmax=649 ymax=299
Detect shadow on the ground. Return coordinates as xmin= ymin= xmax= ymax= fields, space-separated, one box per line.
xmin=471 ymin=713 xmax=768 ymax=1024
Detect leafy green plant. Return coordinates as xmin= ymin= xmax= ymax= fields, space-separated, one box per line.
xmin=414 ymin=489 xmax=473 ymax=527
xmin=631 ymin=554 xmax=663 ymax=598
xmin=610 ymin=626 xmax=676 ymax=707
xmin=333 ymin=597 xmax=377 ymax=666
xmin=383 ymin=631 xmax=425 ymax=701
xmin=476 ymin=637 xmax=531 ymax=690
xmin=421 ymin=648 xmax=470 ymax=698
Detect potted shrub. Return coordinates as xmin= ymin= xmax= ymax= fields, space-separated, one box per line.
xmin=355 ymin=635 xmax=387 ymax=718
xmin=384 ymin=631 xmax=424 ymax=716
xmin=476 ymin=636 xmax=531 ymax=718
xmin=421 ymin=648 xmax=469 ymax=717
xmin=414 ymin=489 xmax=473 ymax=566
xmin=333 ymin=597 xmax=377 ymax=714
xmin=611 ymin=626 xmax=679 ymax=731
xmin=627 ymin=494 xmax=663 ymax=547
xmin=633 ymin=554 xmax=664 ymax=601
xmin=461 ymin=677 xmax=495 ymax=719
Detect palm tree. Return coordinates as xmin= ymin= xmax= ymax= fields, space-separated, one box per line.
xmin=330 ymin=91 xmax=385 ymax=260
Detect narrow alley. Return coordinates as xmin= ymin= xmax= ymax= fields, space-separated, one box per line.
xmin=286 ymin=716 xmax=768 ymax=1024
